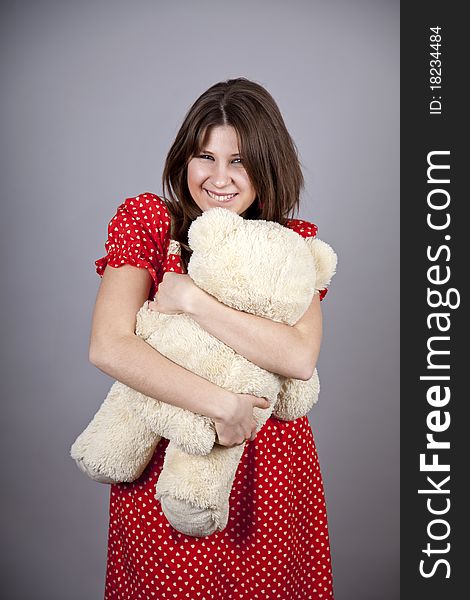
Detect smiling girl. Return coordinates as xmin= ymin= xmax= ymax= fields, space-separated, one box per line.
xmin=90 ymin=77 xmax=334 ymax=599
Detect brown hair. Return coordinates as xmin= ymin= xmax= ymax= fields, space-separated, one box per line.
xmin=161 ymin=77 xmax=304 ymax=273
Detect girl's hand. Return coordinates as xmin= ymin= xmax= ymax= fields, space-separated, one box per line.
xmin=147 ymin=272 xmax=198 ymax=315
xmin=213 ymin=393 xmax=270 ymax=448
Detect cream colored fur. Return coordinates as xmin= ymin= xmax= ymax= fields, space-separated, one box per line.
xmin=71 ymin=207 xmax=337 ymax=536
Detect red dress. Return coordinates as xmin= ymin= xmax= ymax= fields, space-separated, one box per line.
xmin=95 ymin=192 xmax=334 ymax=599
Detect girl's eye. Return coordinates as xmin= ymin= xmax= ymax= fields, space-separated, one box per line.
xmin=197 ymin=154 xmax=243 ymax=164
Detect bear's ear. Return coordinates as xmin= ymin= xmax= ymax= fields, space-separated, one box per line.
xmin=188 ymin=207 xmax=241 ymax=254
xmin=303 ymin=237 xmax=338 ymax=293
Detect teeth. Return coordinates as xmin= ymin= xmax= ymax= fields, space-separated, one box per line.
xmin=206 ymin=189 xmax=237 ymax=202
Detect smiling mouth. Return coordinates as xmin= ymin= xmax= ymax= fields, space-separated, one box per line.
xmin=204 ymin=189 xmax=238 ymax=202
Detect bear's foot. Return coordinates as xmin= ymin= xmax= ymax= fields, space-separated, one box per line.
xmin=159 ymin=494 xmax=228 ymax=537
xmin=74 ymin=457 xmax=118 ymax=484
xmin=70 ymin=385 xmax=161 ymax=484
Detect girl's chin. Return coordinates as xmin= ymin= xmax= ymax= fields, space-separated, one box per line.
xmin=203 ymin=203 xmax=239 ymax=214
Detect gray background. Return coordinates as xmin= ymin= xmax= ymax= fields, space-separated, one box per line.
xmin=0 ymin=0 xmax=399 ymax=598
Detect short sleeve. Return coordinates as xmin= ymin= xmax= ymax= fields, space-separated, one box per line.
xmin=285 ymin=218 xmax=328 ymax=301
xmin=94 ymin=192 xmax=171 ymax=297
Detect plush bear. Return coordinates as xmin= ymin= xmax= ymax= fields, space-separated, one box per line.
xmin=71 ymin=207 xmax=337 ymax=537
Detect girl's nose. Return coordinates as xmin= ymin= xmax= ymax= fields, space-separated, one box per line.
xmin=210 ymin=162 xmax=232 ymax=186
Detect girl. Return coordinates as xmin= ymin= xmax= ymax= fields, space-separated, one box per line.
xmin=90 ymin=77 xmax=334 ymax=599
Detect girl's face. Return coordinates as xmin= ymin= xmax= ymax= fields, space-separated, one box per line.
xmin=187 ymin=125 xmax=257 ymax=215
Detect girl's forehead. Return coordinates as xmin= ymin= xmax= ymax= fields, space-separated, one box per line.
xmin=197 ymin=126 xmax=243 ymax=150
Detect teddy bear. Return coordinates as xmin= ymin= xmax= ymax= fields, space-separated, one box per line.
xmin=71 ymin=207 xmax=337 ymax=537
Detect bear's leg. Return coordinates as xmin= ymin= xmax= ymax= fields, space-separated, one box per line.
xmin=71 ymin=381 xmax=160 ymax=483
xmin=155 ymin=441 xmax=245 ymax=537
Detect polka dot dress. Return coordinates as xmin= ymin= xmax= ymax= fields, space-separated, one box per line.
xmin=95 ymin=193 xmax=334 ymax=599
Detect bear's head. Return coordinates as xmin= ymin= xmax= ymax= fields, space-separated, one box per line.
xmin=187 ymin=208 xmax=336 ymax=325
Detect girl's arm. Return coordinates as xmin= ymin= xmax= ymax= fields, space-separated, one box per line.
xmin=149 ymin=273 xmax=322 ymax=381
xmin=186 ymin=285 xmax=322 ymax=380
xmin=88 ymin=265 xmax=269 ymax=427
